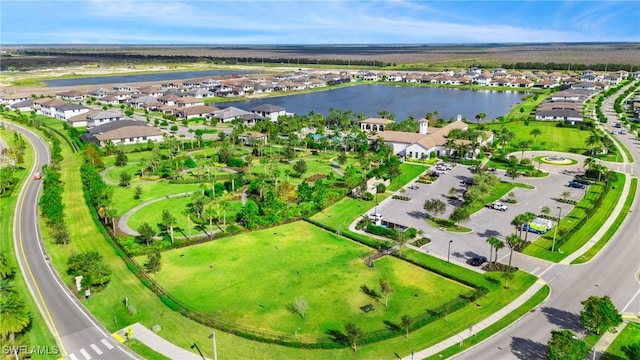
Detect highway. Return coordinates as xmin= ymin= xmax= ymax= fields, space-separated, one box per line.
xmin=7 ymin=122 xmax=137 ymax=360
xmin=456 ymin=82 xmax=640 ymax=359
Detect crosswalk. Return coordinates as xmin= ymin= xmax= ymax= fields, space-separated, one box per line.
xmin=67 ymin=338 xmax=117 ymax=360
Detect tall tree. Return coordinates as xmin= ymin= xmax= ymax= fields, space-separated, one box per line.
xmin=137 ymin=222 xmax=156 ymax=245
xmin=400 ymin=314 xmax=413 ymax=339
xmin=505 ymin=233 xmax=523 ymax=268
xmin=506 ymin=167 xmax=521 ymax=182
xmin=144 ymin=249 xmax=162 ymax=274
xmin=423 ymin=198 xmax=446 ymax=219
xmin=0 ymin=292 xmax=31 ymax=342
xmin=344 ymin=322 xmax=363 ymax=352
xmin=119 ymin=171 xmax=132 ymax=187
xmin=161 ymin=210 xmax=176 ymax=243
xmin=580 ymin=295 xmax=622 ymax=335
xmin=547 ymin=329 xmax=589 ymax=360
xmin=379 ymin=279 xmax=393 ymax=308
xmin=449 ymin=207 xmax=470 ymax=227
xmin=529 ymin=128 xmax=542 ymax=148
xmin=485 ymin=236 xmax=496 ymax=269
xmin=493 ymin=238 xmax=505 ymax=267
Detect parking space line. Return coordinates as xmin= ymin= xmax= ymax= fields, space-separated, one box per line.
xmin=79 ymin=348 xmax=92 ymax=360
xmin=90 ymin=344 xmax=103 ymax=355
xmin=100 ymin=339 xmax=114 ymax=350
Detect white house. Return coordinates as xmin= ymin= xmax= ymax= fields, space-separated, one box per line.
xmin=360 ymin=118 xmax=394 ymax=132
xmin=54 ymin=103 xmax=91 ymax=120
xmin=9 ymin=100 xmax=34 ymax=112
xmin=250 ymin=104 xmax=287 ymax=122
xmin=38 ymin=98 xmax=71 ymax=117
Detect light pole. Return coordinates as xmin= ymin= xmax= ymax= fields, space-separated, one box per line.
xmin=190 ymin=342 xmax=205 ymax=360
xmin=447 ymin=240 xmax=453 ymax=263
xmin=552 ymin=206 xmax=562 ymax=252
xmin=208 ymin=332 xmax=218 ymax=360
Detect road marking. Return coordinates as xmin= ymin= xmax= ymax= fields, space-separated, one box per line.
xmin=531 ymin=267 xmax=540 ymax=275
xmin=113 ymin=333 xmax=125 ymax=343
xmin=79 ymin=348 xmax=92 ymax=360
xmin=621 ymin=288 xmax=640 ymax=313
xmin=100 ymin=339 xmax=114 ymax=349
xmin=14 ymin=134 xmax=67 ymax=358
xmin=69 ymin=354 xmax=79 ymax=360
xmin=536 ymin=279 xmax=546 ymax=285
xmin=90 ymin=344 xmax=103 ymax=355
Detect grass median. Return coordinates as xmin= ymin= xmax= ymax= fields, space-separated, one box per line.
xmin=524 ymin=173 xmax=625 ymax=262
xmin=572 ymin=177 xmax=637 ymax=264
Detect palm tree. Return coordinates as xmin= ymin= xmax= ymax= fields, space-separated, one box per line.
xmin=0 ymin=254 xmax=12 ymax=279
xmin=530 ymin=128 xmax=542 ymax=148
xmin=0 ymin=291 xmax=31 ymax=342
xmin=583 ymin=157 xmax=596 ymax=171
xmin=585 ymin=131 xmax=603 ymax=155
xmin=506 ymin=233 xmax=523 ymax=269
xmin=493 ymin=238 xmax=505 ymax=267
xmin=486 ymin=236 xmax=497 ymax=269
xmin=511 ymin=214 xmax=526 ymax=236
xmin=444 ymin=138 xmax=456 ymax=157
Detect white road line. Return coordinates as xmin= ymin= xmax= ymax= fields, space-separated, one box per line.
xmin=100 ymin=339 xmax=114 ymax=350
xmin=530 ymin=267 xmax=540 ymax=275
xmin=79 ymin=348 xmax=92 ymax=360
xmin=90 ymin=344 xmax=103 ymax=355
xmin=69 ymin=353 xmax=79 ymax=360
xmin=622 ymin=288 xmax=640 ymax=313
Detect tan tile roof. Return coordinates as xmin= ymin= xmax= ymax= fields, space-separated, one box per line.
xmin=68 ymin=110 xmax=99 ymax=123
xmin=416 ymin=120 xmax=468 ymax=149
xmin=179 ymin=105 xmax=218 ymax=116
xmin=361 ymin=117 xmax=395 ymax=125
xmin=95 ymin=125 xmax=162 ymax=141
xmin=38 ymin=98 xmax=68 ymax=107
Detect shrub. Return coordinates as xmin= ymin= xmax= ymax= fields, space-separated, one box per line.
xmin=366 ymin=224 xmax=399 ymax=240
xmin=361 ymin=192 xmax=374 ymax=201
xmin=392 ymin=195 xmax=411 ymax=201
xmin=227 ymin=157 xmax=245 ymax=168
xmin=413 ymin=237 xmax=431 ymax=246
xmin=160 ymin=295 xmax=181 ymax=311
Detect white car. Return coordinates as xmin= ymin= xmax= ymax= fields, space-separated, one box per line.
xmin=490 ymin=202 xmax=508 ymax=211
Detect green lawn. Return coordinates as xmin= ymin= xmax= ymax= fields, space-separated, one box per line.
xmin=524 ymin=173 xmax=625 ymax=262
xmin=477 ymin=120 xmax=591 ymax=154
xmin=309 ymin=195 xmax=390 ymax=233
xmin=387 ymin=162 xmax=429 ymax=191
xmin=573 ymin=178 xmax=637 ymax=264
xmin=0 ymin=126 xmax=58 ymax=359
xmin=111 ymin=182 xmax=203 ymax=215
xmin=601 ymin=322 xmax=640 ymax=360
xmin=138 ymin=221 xmax=472 ymax=336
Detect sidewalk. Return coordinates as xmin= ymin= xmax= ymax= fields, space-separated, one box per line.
xmin=117 ymin=322 xmax=206 ymax=360
xmin=591 ymin=321 xmax=628 ymax=360
xmin=402 ymin=280 xmax=547 ymax=359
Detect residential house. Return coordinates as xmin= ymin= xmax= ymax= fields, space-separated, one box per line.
xmin=251 ymin=104 xmax=287 ymax=122
xmin=9 ymin=100 xmax=34 ymax=112
xmin=237 ymin=113 xmax=264 ymax=127
xmin=55 ymin=90 xmax=86 ymax=101
xmin=83 ymin=120 xmax=164 ymax=146
xmin=175 ymin=97 xmax=204 ymax=108
xmin=2 ymin=94 xmax=31 ymax=106
xmin=38 ymin=98 xmax=69 ymax=117
xmin=176 ymin=105 xmax=218 ymax=120
xmin=54 ymin=103 xmax=91 ymax=120
xmin=86 ymin=110 xmax=126 ymax=128
xmin=212 ymin=106 xmax=250 ymax=123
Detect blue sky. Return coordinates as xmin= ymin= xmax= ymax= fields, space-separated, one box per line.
xmin=2 ymin=1 xmax=639 ymax=44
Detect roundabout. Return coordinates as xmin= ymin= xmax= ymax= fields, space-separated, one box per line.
xmin=535 ymin=155 xmax=578 ymax=166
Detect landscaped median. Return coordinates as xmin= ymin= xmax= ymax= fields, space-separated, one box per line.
xmin=524 ymin=172 xmax=626 ymax=262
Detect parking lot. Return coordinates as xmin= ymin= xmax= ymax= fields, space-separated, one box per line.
xmin=368 ymin=159 xmax=589 ymax=273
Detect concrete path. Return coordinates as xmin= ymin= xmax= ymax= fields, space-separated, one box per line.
xmin=118 ymin=192 xmax=194 ymax=236
xmin=117 ymin=323 xmax=206 ymax=360
xmin=591 ymin=321 xmax=629 ymax=360
xmin=402 ymin=280 xmax=547 ymax=360
xmin=329 ymin=158 xmax=345 ymax=176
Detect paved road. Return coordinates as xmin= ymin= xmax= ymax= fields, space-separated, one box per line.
xmin=6 ymin=122 xmax=138 ymax=360
xmin=455 ymin=81 xmax=640 ymax=359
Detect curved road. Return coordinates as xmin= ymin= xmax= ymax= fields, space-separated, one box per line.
xmin=7 ymin=122 xmax=137 ymax=360
xmin=456 ymin=82 xmax=640 ymax=359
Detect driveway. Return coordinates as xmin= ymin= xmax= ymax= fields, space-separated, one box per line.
xmin=370 ymin=159 xmax=590 ymax=273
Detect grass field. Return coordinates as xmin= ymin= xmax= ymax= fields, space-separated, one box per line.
xmin=387 ymin=162 xmax=429 ymax=191
xmin=138 ymin=221 xmax=473 ymax=336
xmin=309 ymin=195 xmax=390 ymax=233
xmin=601 ymin=322 xmax=640 ymax=360
xmin=524 ymin=173 xmax=625 ymax=262
xmin=477 ymin=120 xmax=591 ymax=154
xmin=111 ymin=182 xmax=203 ymax=215
xmin=0 ymin=126 xmax=59 ymax=359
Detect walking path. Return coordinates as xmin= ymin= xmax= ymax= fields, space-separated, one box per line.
xmin=116 ymin=323 xmax=206 ymax=360
xmin=591 ymin=321 xmax=629 ymax=360
xmin=118 ymin=191 xmax=195 ymax=236
xmin=402 ymin=280 xmax=547 ymax=360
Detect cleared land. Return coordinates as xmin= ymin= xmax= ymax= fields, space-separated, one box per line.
xmin=138 ymin=221 xmax=473 ymax=336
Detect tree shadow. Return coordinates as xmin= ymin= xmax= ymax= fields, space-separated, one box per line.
xmin=360 ymin=285 xmax=380 ymax=302
xmin=477 ymin=229 xmax=503 ymax=238
xmin=406 ymin=210 xmax=426 ymax=219
xmin=383 ymin=320 xmax=401 ymax=332
xmin=540 ymin=306 xmax=584 ymax=332
xmin=510 ymin=336 xmax=547 ymax=360
xmin=451 ymin=251 xmax=466 ymax=259
xmin=326 ymin=329 xmax=347 ymax=344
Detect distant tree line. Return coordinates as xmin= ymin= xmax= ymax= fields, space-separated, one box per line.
xmin=500 ymin=62 xmax=637 ymax=72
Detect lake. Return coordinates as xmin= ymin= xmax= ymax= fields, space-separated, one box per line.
xmin=219 ymin=85 xmax=526 ymax=122
xmin=43 ymin=70 xmax=256 ymax=87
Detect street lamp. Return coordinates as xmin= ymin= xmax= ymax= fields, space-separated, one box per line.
xmin=190 ymin=342 xmax=205 ymax=360
xmin=208 ymin=332 xmax=218 ymax=360
xmin=552 ymin=206 xmax=562 ymax=252
xmin=447 ymin=240 xmax=453 ymax=263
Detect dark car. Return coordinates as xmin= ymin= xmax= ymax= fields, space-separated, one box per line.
xmin=468 ymin=256 xmax=487 ymax=266
xmin=569 ymin=181 xmax=586 ymax=189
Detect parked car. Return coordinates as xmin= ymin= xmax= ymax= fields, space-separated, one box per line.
xmin=612 ymin=131 xmax=618 ymax=135
xmin=569 ymin=181 xmax=586 ymax=189
xmin=461 ymin=178 xmax=475 ymax=186
xmin=620 ymin=129 xmax=627 ymax=135
xmin=487 ymin=202 xmax=508 ymax=211
xmin=615 ymin=123 xmax=622 ymax=128
xmin=468 ymin=256 xmax=487 ymax=266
